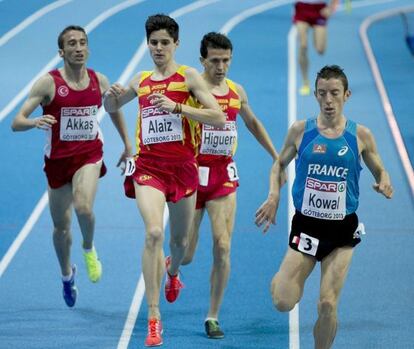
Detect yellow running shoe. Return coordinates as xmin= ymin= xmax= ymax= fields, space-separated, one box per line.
xmin=299 ymin=84 xmax=311 ymax=96
xmin=83 ymin=247 xmax=102 ymax=282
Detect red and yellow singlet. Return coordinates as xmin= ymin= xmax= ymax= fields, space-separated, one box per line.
xmin=135 ymin=65 xmax=199 ymax=161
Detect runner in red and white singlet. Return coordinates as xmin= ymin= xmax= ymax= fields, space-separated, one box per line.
xmin=12 ymin=26 xmax=132 ymax=308
xmin=43 ymin=68 xmax=106 ymax=188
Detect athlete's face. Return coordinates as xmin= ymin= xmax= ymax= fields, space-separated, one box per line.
xmin=315 ymin=78 xmax=350 ymax=120
xmin=201 ymin=48 xmax=232 ymax=84
xmin=59 ymin=30 xmax=89 ymax=65
xmin=148 ymin=30 xmax=178 ymax=67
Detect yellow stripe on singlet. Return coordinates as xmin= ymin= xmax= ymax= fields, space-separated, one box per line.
xmin=226 ymin=79 xmax=240 ymax=156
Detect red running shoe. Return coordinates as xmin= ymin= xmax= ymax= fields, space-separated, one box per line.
xmin=164 ymin=256 xmax=184 ymax=303
xmin=144 ymin=318 xmax=163 ymax=347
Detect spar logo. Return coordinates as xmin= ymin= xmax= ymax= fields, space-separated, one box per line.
xmin=306 ymin=178 xmax=345 ymax=192
xmin=203 ymin=121 xmax=236 ymax=132
xmin=61 ymin=106 xmax=98 ymax=116
xmin=58 ymin=85 xmax=69 ymax=97
xmin=141 ymin=106 xmax=169 ymax=118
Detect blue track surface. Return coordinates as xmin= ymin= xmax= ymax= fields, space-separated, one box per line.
xmin=0 ymin=1 xmax=413 ymax=348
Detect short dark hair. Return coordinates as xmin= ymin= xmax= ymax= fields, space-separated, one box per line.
xmin=200 ymin=32 xmax=233 ymax=58
xmin=145 ymin=14 xmax=179 ymax=42
xmin=58 ymin=25 xmax=87 ymax=49
xmin=315 ymin=65 xmax=348 ymax=91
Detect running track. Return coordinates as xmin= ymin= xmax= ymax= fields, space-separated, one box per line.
xmin=0 ymin=1 xmax=413 ymax=348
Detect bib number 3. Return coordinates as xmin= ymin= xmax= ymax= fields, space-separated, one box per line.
xmin=298 ymin=233 xmax=319 ymax=257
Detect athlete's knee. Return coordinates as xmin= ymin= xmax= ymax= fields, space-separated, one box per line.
xmin=181 ymin=245 xmax=195 ymax=265
xmin=170 ymin=234 xmax=188 ymax=250
xmin=317 ymin=299 xmax=337 ymax=318
xmin=73 ymin=200 xmax=93 ymax=218
xmin=53 ymin=227 xmax=72 ymax=241
xmin=299 ymin=44 xmax=308 ymax=54
xmin=271 ymin=274 xmax=296 ymax=312
xmin=316 ymin=46 xmax=325 ymax=55
xmin=272 ymin=291 xmax=296 ymax=312
xmin=213 ymin=236 xmax=231 ymax=264
xmin=181 ymin=253 xmax=193 ymax=266
xmin=145 ymin=227 xmax=164 ymax=249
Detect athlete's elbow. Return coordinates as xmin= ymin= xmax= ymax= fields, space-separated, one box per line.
xmin=104 ymin=103 xmax=117 ymax=114
xmin=103 ymin=96 xmax=119 ymax=113
xmin=11 ymin=119 xmax=20 ymax=132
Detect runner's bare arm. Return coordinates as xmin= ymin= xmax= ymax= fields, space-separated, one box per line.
xmin=358 ymin=125 xmax=393 ymax=198
xmin=11 ymin=74 xmax=56 ymax=131
xmin=103 ymin=73 xmax=141 ymax=113
xmin=184 ymin=67 xmax=225 ymax=127
xmin=255 ymin=121 xmax=305 ymax=232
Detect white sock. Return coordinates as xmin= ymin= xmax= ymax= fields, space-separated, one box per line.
xmin=62 ymin=270 xmax=73 ymax=282
xmin=205 ymin=317 xmax=218 ymax=322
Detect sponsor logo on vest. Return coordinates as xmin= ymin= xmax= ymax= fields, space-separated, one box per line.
xmin=141 ymin=107 xmax=168 ymax=118
xmin=139 ymin=175 xmax=152 ymax=182
xmin=338 ymin=145 xmax=349 ymax=156
xmin=62 ymin=106 xmax=98 ymax=117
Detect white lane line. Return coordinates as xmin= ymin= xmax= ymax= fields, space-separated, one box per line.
xmin=360 ymin=4 xmax=414 ymax=198
xmin=0 ymin=0 xmax=148 ymax=276
xmin=221 ymin=0 xmax=300 ymax=347
xmin=0 ymin=192 xmax=48 ymax=278
xmin=0 ymin=0 xmax=72 ymax=47
xmin=0 ymin=0 xmax=147 ymax=123
xmin=287 ymin=23 xmax=300 ymax=349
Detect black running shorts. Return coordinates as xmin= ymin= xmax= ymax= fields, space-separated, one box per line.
xmin=289 ymin=211 xmax=361 ymax=261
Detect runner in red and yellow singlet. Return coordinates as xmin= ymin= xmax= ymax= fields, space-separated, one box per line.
xmin=123 ymin=65 xmax=201 ymax=202
xmin=104 ymin=15 xmax=225 ymax=348
xmin=180 ymin=32 xmax=279 ymax=339
xmin=195 ymin=79 xmax=240 ymax=208
xmin=12 ymin=26 xmax=132 ymax=308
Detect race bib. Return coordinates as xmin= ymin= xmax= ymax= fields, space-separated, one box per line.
xmin=200 ymin=121 xmax=237 ymax=156
xmin=301 ymin=177 xmax=346 ymax=220
xmin=296 ymin=233 xmax=319 ymax=257
xmin=227 ymin=161 xmax=239 ymax=181
xmin=141 ymin=106 xmax=183 ymax=145
xmin=123 ymin=157 xmax=136 ymax=176
xmin=198 ymin=166 xmax=210 ymax=186
xmin=60 ymin=106 xmax=99 ymax=141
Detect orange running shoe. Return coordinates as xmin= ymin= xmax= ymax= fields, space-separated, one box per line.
xmin=144 ymin=318 xmax=163 ymax=347
xmin=164 ymin=256 xmax=184 ymax=303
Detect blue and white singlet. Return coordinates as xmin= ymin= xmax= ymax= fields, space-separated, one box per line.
xmin=292 ymin=118 xmax=362 ymax=220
